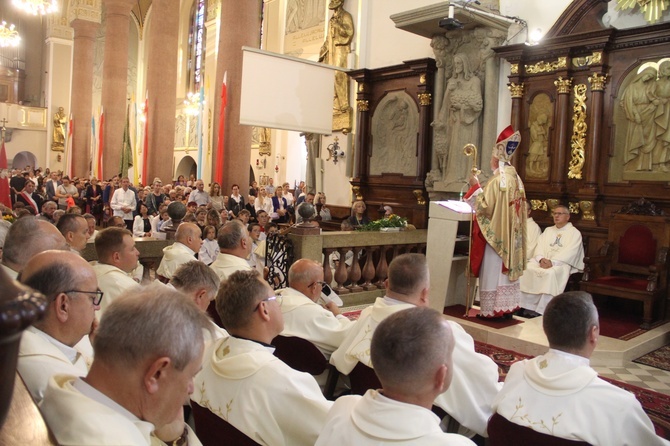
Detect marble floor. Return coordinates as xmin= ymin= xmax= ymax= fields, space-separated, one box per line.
xmin=341 ymin=302 xmax=670 ymax=396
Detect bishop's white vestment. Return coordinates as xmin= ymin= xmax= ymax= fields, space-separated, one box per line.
xmin=277 ymin=287 xmax=353 ymax=357
xmin=329 ymin=296 xmax=502 ymax=437
xmin=156 ymin=242 xmax=197 ymax=279
xmin=192 ymin=336 xmax=332 ymax=446
xmin=491 ymin=349 xmax=667 ymax=445
xmin=520 ymin=222 xmax=584 ymax=313
xmin=315 ymin=389 xmax=476 ymax=446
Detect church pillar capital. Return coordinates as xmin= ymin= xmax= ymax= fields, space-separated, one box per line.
xmin=68 ymin=0 xmax=102 ymax=26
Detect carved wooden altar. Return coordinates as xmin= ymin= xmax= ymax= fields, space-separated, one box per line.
xmin=494 ymin=0 xmax=670 ymax=262
xmin=348 ymin=58 xmax=436 ymax=229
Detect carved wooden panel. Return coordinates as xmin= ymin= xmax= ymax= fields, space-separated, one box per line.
xmin=348 ymin=58 xmax=436 ymax=229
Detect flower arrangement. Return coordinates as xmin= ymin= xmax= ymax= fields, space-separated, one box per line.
xmin=357 ymin=214 xmax=408 ymax=232
xmin=2 ymin=214 xmax=15 ymax=224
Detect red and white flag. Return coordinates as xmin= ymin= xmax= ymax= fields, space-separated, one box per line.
xmin=97 ymin=107 xmax=104 ymax=180
xmin=215 ymin=72 xmax=227 ymax=186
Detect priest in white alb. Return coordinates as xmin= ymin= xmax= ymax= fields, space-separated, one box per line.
xmin=519 ymin=204 xmax=584 ymax=315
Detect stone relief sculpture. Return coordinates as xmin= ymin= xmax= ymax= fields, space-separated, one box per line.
xmin=426 ymin=27 xmax=506 ymax=194
xmin=286 ymin=0 xmax=326 ymax=33
xmin=319 ymin=0 xmax=354 ymax=132
xmin=621 ymin=66 xmax=659 ymax=171
xmin=527 ymin=113 xmax=550 ymax=178
xmin=175 ymin=114 xmax=187 ymax=148
xmin=434 ymin=53 xmax=483 ymax=184
xmin=187 ymin=115 xmax=197 ymax=148
xmin=653 ymin=60 xmax=670 ymax=171
xmin=370 ymin=92 xmax=418 ymax=176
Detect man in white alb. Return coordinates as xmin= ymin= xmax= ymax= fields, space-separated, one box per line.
xmin=491 ymin=291 xmax=668 ymax=445
xmin=110 ymin=177 xmax=136 ymax=231
xmin=156 ymin=222 xmax=203 ymax=280
xmin=330 ymin=253 xmax=501 ymax=438
xmin=192 ymin=270 xmax=332 ymax=446
xmin=519 ymin=205 xmax=584 ymax=316
xmin=316 ymin=307 xmax=475 ymax=446
xmin=209 ymin=219 xmax=253 ymax=282
xmin=278 ymin=258 xmax=353 ymax=358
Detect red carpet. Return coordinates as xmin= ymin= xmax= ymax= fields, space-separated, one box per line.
xmin=634 ymin=345 xmax=670 ymax=372
xmin=595 ymin=298 xmax=668 ymax=340
xmin=444 ymin=304 xmax=523 ymax=329
xmin=474 ymin=341 xmax=670 ymax=439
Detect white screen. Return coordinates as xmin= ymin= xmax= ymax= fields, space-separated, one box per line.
xmin=240 ymin=47 xmax=337 ymax=135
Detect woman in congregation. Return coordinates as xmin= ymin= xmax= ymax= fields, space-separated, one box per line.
xmin=271 ymin=187 xmax=289 ymax=223
xmin=209 ymin=182 xmax=226 ymax=212
xmin=227 ymin=184 xmax=245 ymax=219
xmin=347 ymin=200 xmax=370 ymax=228
xmin=133 ymin=203 xmax=152 ymax=237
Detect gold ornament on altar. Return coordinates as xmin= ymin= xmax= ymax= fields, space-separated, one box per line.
xmin=616 ymin=0 xmax=669 ymax=24
xmin=568 ymin=84 xmax=587 ymax=180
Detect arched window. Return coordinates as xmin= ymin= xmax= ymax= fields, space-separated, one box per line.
xmin=186 ymin=0 xmax=206 ymax=93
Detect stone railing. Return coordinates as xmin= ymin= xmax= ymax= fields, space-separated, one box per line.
xmin=288 ymin=229 xmax=428 ymax=306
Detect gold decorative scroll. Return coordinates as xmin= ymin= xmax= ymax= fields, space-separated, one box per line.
xmin=546 ymin=198 xmax=560 ymax=210
xmin=530 ymin=200 xmax=547 ymax=211
xmin=588 ymin=73 xmax=607 ymax=91
xmin=419 ymin=74 xmax=426 ymax=84
xmin=591 ymin=51 xmax=603 ymax=65
xmin=569 ymin=202 xmax=581 ymax=214
xmin=510 ymin=64 xmax=519 ymax=74
xmin=572 ymin=51 xmax=604 ymax=68
xmin=357 ymin=83 xmax=368 ymax=93
xmin=568 ymin=84 xmax=587 ymax=180
xmin=508 ymin=83 xmax=524 ymax=98
xmin=616 ymin=0 xmax=668 ymax=24
xmin=356 ymin=100 xmax=369 ymax=112
xmin=525 ymin=57 xmax=567 ymax=74
xmin=418 ymin=93 xmax=432 ymax=106
xmin=554 ymin=77 xmax=572 ymax=94
xmin=352 ymin=185 xmax=363 ymax=201
xmin=413 ymin=189 xmax=426 ymax=205
xmin=579 ymin=200 xmax=596 ymax=221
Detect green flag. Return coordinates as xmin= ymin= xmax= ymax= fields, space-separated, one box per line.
xmin=120 ymin=105 xmax=133 ymax=177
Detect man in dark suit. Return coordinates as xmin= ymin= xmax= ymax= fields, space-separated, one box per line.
xmin=45 ymin=171 xmax=61 ymax=202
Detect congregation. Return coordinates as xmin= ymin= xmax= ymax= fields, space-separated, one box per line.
xmin=1 ymin=167 xmax=668 ymax=445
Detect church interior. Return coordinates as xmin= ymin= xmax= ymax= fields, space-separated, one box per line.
xmin=1 ymin=0 xmax=670 ymax=443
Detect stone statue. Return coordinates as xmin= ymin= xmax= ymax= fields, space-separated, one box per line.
xmin=433 ymin=53 xmax=483 ymax=184
xmin=653 ymin=60 xmax=670 ymax=171
xmin=527 ymin=113 xmax=550 ymax=178
xmin=51 ymin=107 xmax=67 ymax=151
xmin=303 ymin=132 xmax=320 ymax=195
xmin=319 ymin=0 xmax=354 ymax=131
xmin=370 ymin=93 xmax=418 ymax=176
xmin=621 ymin=66 xmax=659 ymax=171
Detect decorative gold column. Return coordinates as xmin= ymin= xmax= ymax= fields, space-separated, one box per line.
xmin=146 ymin=0 xmax=180 ymax=184
xmin=100 ymin=0 xmax=135 ymax=180
xmin=552 ymin=77 xmax=572 ymax=190
xmin=349 ymin=73 xmax=372 ymax=181
xmin=69 ymin=1 xmax=101 ymax=178
xmin=211 ymin=0 xmax=262 ymax=189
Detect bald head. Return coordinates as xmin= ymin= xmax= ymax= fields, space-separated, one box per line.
xmin=288 ymin=258 xmax=324 ymax=302
xmin=175 ymin=222 xmax=203 ymax=253
xmin=3 ymin=218 xmax=67 ymax=273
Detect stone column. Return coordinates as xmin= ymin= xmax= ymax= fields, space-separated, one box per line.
xmin=100 ymin=0 xmax=135 ymax=180
xmin=145 ymin=0 xmax=180 ymax=184
xmin=211 ymin=0 xmax=262 ymax=189
xmin=69 ymin=1 xmax=102 ymax=178
xmin=552 ymin=77 xmax=572 ymax=191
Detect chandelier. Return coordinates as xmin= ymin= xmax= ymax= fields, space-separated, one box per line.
xmin=184 ymin=92 xmax=204 ymax=116
xmin=12 ymin=0 xmax=58 ymax=16
xmin=0 ymin=22 xmax=20 ymax=48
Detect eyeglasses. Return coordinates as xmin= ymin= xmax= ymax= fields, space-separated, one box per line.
xmin=254 ymin=295 xmax=282 ymax=311
xmin=308 ymin=281 xmax=327 ymax=290
xmin=65 ymin=289 xmax=104 ymax=306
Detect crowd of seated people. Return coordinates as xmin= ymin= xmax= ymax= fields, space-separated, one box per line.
xmin=1 ymin=169 xmax=667 ymax=445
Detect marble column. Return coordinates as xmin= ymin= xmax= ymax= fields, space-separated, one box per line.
xmin=212 ymin=0 xmax=262 ymax=189
xmin=145 ymin=0 xmax=180 ymax=185
xmin=70 ymin=19 xmax=99 ymax=178
xmin=100 ymin=0 xmax=135 ymax=180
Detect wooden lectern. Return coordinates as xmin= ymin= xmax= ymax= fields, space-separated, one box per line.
xmin=426 ymin=201 xmax=473 ymax=312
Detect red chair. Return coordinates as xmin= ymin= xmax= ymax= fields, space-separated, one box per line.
xmin=488 ymin=413 xmax=591 ymax=445
xmin=191 ymin=402 xmax=260 ymax=446
xmin=580 ymin=213 xmax=670 ymax=328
